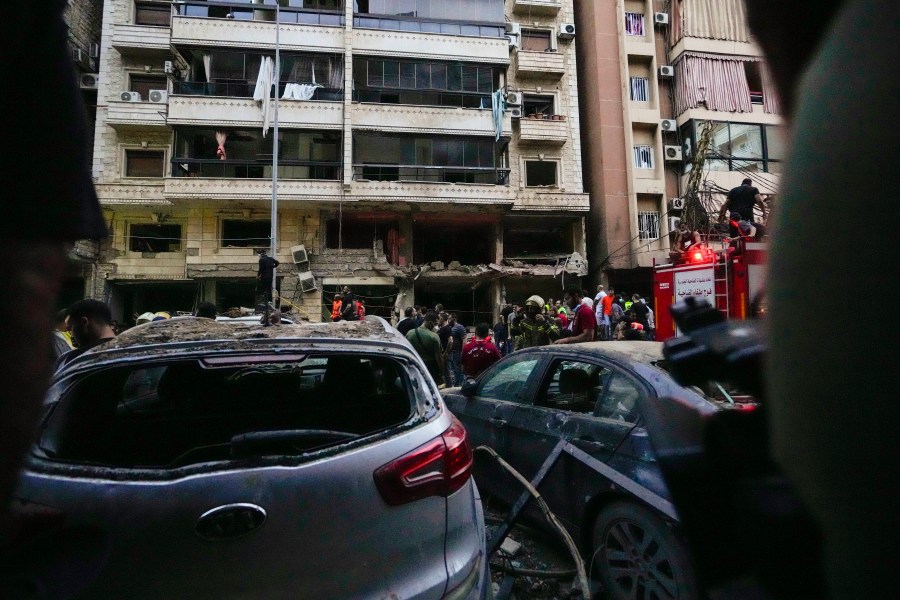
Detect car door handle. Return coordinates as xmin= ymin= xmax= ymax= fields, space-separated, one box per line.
xmin=196 ymin=503 xmax=267 ymax=541
xmin=490 ymin=418 xmax=507 ymax=428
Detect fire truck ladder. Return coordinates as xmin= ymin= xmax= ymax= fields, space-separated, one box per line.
xmin=713 ymin=249 xmax=730 ymax=320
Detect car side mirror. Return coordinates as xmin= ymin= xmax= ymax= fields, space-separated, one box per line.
xmin=460 ymin=379 xmax=478 ymax=397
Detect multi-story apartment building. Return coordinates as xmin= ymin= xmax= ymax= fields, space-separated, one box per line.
xmin=89 ymin=0 xmax=588 ymax=324
xmin=575 ymin=0 xmax=783 ymax=293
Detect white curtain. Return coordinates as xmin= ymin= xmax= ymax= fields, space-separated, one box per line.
xmin=630 ymin=77 xmax=649 ymax=102
xmin=203 ymin=53 xmax=211 ymax=83
xmin=215 ymin=131 xmax=228 ymax=160
xmin=253 ymin=56 xmax=275 ymax=136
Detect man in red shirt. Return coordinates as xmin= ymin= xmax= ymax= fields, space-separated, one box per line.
xmin=554 ymin=287 xmax=597 ymax=344
xmin=461 ymin=322 xmax=502 ymax=379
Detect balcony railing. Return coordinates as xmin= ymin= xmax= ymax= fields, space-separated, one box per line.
xmin=173 ymin=81 xmax=343 ymax=101
xmin=353 ymin=164 xmax=509 ymax=185
xmin=172 ymin=158 xmax=341 ymax=179
xmin=353 ymin=14 xmax=503 ymax=38
xmin=174 ymin=1 xmax=344 ymax=26
xmin=353 ymin=89 xmax=491 ymax=109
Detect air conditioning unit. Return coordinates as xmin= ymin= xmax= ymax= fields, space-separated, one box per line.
xmin=120 ymin=91 xmax=142 ymax=102
xmin=71 ymin=48 xmax=95 ymax=72
xmin=148 ymin=89 xmax=168 ymax=103
xmin=668 ymin=217 xmax=681 ymax=231
xmin=659 ymin=65 xmax=675 ymax=78
xmin=654 ymin=12 xmax=670 ymax=26
xmin=558 ymin=23 xmax=576 ymax=39
xmin=89 ymin=42 xmax=100 ymax=58
xmin=506 ymin=91 xmax=523 ymax=106
xmin=509 ymin=106 xmax=523 ymax=119
xmin=505 ymin=22 xmax=521 ymax=36
xmin=80 ymin=73 xmax=99 ymax=90
xmin=164 ymin=60 xmax=174 ymax=74
xmin=670 ymin=197 xmax=686 ymax=210
xmin=290 ymin=244 xmax=309 ymax=265
xmin=298 ymin=271 xmax=317 ymax=293
xmin=660 ymin=119 xmax=677 ymax=132
xmin=664 ymin=145 xmax=683 ymax=161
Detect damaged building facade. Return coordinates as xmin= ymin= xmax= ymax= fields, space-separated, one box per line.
xmin=88 ymin=0 xmax=589 ymax=324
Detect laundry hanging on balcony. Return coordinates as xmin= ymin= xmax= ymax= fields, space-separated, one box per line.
xmin=283 ymin=64 xmax=322 ymax=101
xmin=215 ymin=131 xmax=228 ymax=160
xmin=253 ymin=56 xmax=275 ymax=136
xmin=491 ymin=89 xmax=506 ymax=142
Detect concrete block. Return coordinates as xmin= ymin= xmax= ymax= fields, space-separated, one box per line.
xmin=430 ymin=261 xmax=445 ymax=270
xmin=448 ymin=261 xmax=461 ymax=270
xmin=500 ymin=537 xmax=521 ymax=556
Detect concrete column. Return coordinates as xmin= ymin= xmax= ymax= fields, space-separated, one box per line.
xmin=493 ymin=220 xmax=503 ymax=264
xmin=399 ymin=214 xmax=414 ymax=267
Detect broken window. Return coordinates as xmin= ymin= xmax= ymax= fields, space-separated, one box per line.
xmin=503 ymin=217 xmax=571 ymax=257
xmin=539 ymin=361 xmax=612 ymax=414
xmin=129 ymin=224 xmax=183 ymax=253
xmin=477 ymin=355 xmax=541 ymax=401
xmin=523 ymin=94 xmax=555 ymax=118
xmin=38 ymin=354 xmax=414 ymax=468
xmin=221 ymin=220 xmax=271 ymax=248
xmin=524 ymin=160 xmax=558 ymax=187
xmin=324 ymin=214 xmax=400 ymax=257
xmin=125 ymin=150 xmax=165 ymax=178
xmin=354 ymin=133 xmax=505 ymax=184
xmin=413 ymin=220 xmax=493 ymax=265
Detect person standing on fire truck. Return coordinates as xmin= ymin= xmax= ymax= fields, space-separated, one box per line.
xmin=719 ymin=178 xmax=769 ymax=223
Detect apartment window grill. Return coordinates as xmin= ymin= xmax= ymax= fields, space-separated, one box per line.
xmin=633 ymin=145 xmax=654 ymax=169
xmin=625 ymin=12 xmax=645 ymax=36
xmin=629 ymin=77 xmax=649 ymax=102
xmin=638 ymin=212 xmax=661 ymax=241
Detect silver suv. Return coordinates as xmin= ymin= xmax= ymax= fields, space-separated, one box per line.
xmin=15 ymin=317 xmax=488 ymax=599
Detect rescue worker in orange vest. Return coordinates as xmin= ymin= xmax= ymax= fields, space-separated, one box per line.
xmin=330 ymin=293 xmax=342 ymax=322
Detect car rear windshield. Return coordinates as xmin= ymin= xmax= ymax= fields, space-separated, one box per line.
xmin=40 ymin=353 xmax=416 ymax=469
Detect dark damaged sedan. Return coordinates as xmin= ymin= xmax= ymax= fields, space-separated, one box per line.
xmin=444 ymin=341 xmax=752 ymax=600
xmin=14 ymin=317 xmax=488 ymax=600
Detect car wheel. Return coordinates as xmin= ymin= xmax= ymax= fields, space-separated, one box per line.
xmin=592 ymin=501 xmax=699 ymax=600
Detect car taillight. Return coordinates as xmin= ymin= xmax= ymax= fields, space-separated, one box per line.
xmin=374 ymin=416 xmax=474 ymax=506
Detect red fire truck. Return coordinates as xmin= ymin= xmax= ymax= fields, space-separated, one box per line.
xmin=652 ymin=240 xmax=767 ymax=341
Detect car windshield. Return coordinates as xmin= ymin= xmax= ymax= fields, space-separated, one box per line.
xmin=39 ymin=353 xmax=416 ymax=469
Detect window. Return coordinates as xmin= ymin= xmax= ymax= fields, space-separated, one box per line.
xmin=129 ymin=224 xmax=183 ymax=253
xmin=130 ymin=75 xmax=166 ymax=100
xmin=524 ymin=160 xmax=558 ymax=187
xmin=135 ymin=2 xmax=171 ymax=26
xmin=539 ymin=361 xmax=612 ymax=414
xmin=744 ymin=62 xmax=764 ymax=104
xmin=629 ymin=77 xmax=649 ymax=102
xmin=638 ymin=212 xmax=660 ymax=241
xmin=221 ymin=220 xmax=271 ymax=248
xmin=39 ymin=355 xmax=413 ymax=469
xmin=521 ymin=29 xmax=552 ymax=52
xmin=523 ymin=94 xmax=554 ymax=118
xmin=595 ymin=373 xmax=644 ymax=424
xmin=633 ymin=145 xmax=654 ymax=169
xmin=478 ymin=356 xmax=541 ymax=402
xmin=125 ymin=150 xmax=165 ymax=177
xmin=693 ymin=120 xmax=781 ymax=172
xmin=624 ymin=12 xmax=645 ymax=36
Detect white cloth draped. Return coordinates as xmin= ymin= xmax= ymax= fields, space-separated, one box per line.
xmin=253 ymin=56 xmax=275 ymax=136
xmin=282 ymin=83 xmax=321 ymax=100
xmin=203 ymin=53 xmax=211 ymax=83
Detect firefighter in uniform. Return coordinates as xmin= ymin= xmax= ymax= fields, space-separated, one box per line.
xmin=510 ymin=295 xmax=560 ymax=349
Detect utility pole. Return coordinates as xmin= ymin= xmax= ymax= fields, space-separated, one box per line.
xmin=267 ymin=1 xmax=280 ymax=324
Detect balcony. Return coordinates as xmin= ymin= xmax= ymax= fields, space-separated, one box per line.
xmin=517 ymin=115 xmax=568 ymax=145
xmin=353 ymin=28 xmax=509 ymax=65
xmin=350 ymin=178 xmax=514 ymax=206
xmin=168 ymin=88 xmax=343 ymax=129
xmin=171 ymin=11 xmax=343 ymax=53
xmin=353 ymin=164 xmax=509 ymax=185
xmin=172 ymin=159 xmax=341 ymax=181
xmin=111 ymin=23 xmax=170 ymax=52
xmin=106 ymin=99 xmax=168 ymax=130
xmin=164 ymin=175 xmax=344 ymax=202
xmin=512 ymin=0 xmax=561 ymax=16
xmin=354 ymin=103 xmax=511 ymax=137
xmin=513 ymin=50 xmax=565 ymax=78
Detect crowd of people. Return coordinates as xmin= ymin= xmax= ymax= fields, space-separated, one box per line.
xmin=395 ymin=284 xmax=656 ymax=388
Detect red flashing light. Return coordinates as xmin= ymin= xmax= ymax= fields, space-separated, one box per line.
xmin=373 ymin=415 xmax=473 ymax=506
xmin=693 ymin=251 xmax=703 ymax=261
